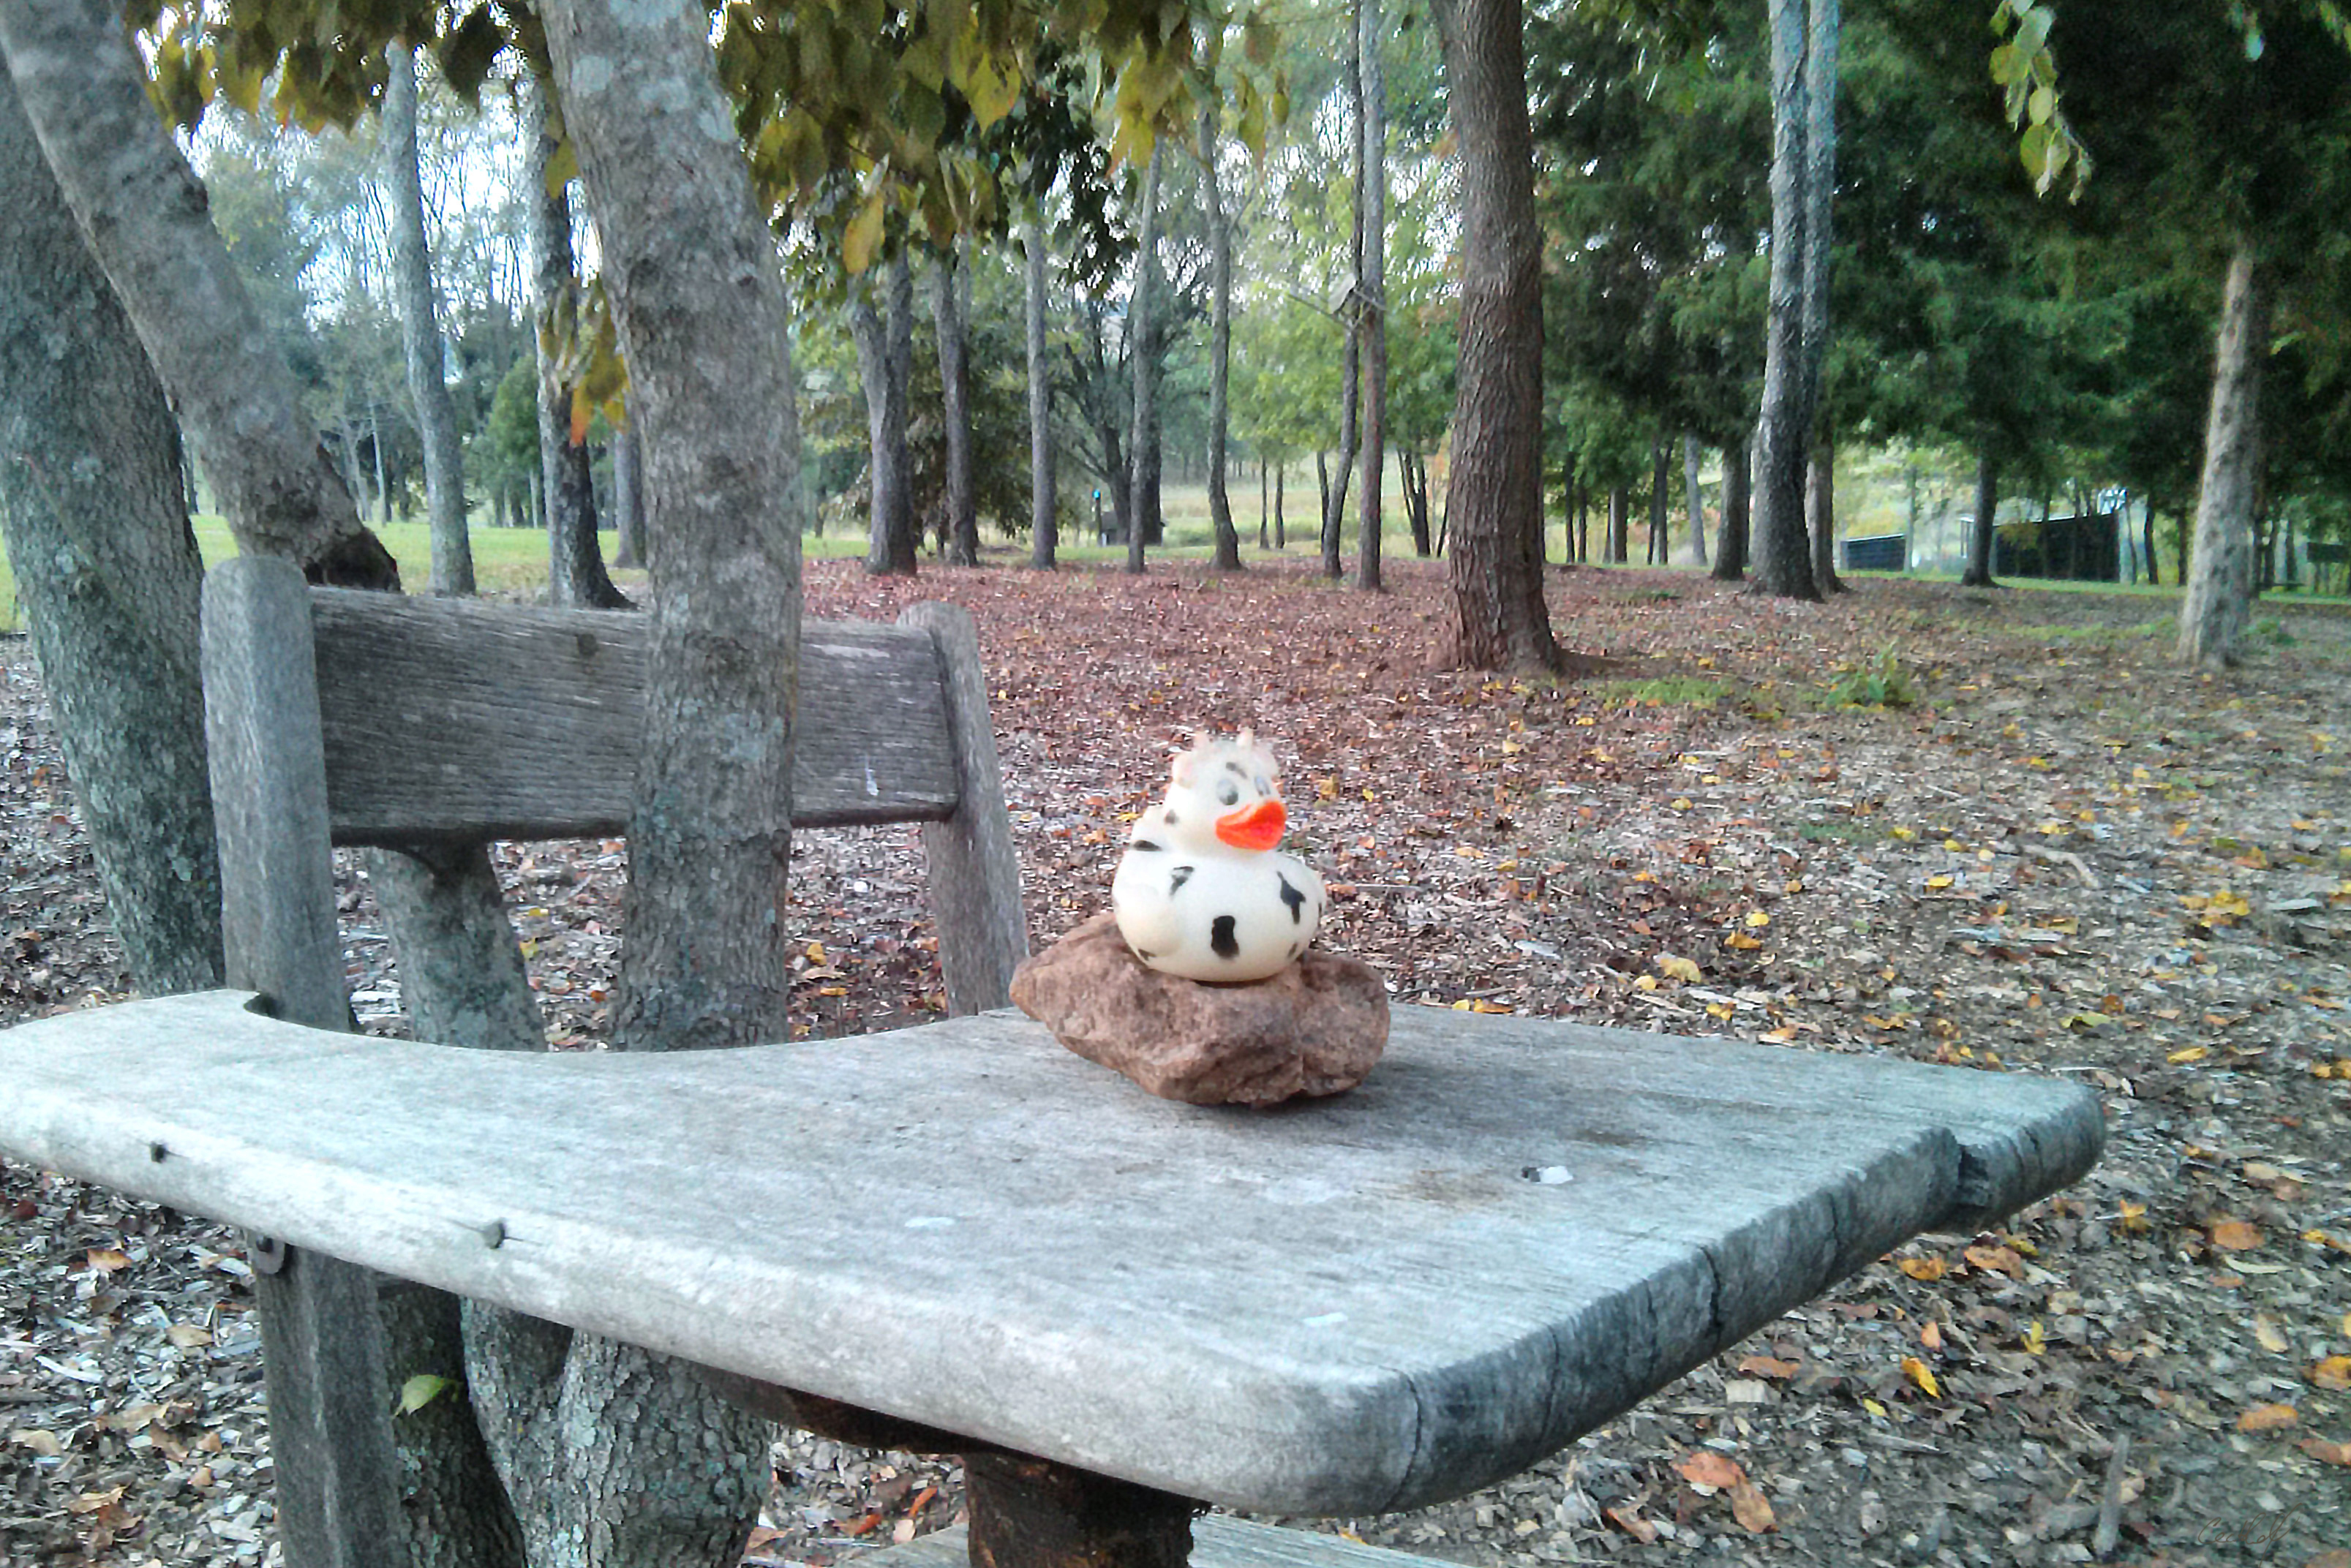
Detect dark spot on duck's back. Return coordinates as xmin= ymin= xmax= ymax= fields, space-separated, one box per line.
xmin=1225 ymin=760 xmax=1247 ymax=777
xmin=1210 ymin=916 xmax=1239 ymax=959
xmin=1277 ymin=872 xmax=1307 ymax=924
xmin=1170 ymin=866 xmax=1195 ymax=894
xmin=1132 ymin=839 xmax=1164 ymax=852
xmin=1164 ymin=811 xmax=1178 ymax=828
xmin=1287 ymin=941 xmax=1304 ymax=961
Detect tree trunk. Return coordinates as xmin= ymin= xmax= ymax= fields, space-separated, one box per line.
xmin=1750 ymin=0 xmax=1819 ymax=601
xmin=2177 ymin=246 xmax=2268 ymax=668
xmin=609 ymin=422 xmax=645 ymax=569
xmin=1961 ymin=446 xmax=1999 ymax=587
xmin=1274 ymin=464 xmax=1286 ymax=549
xmin=1808 ymin=438 xmax=1843 ymax=592
xmin=527 ymin=73 xmax=629 ymax=611
xmin=1712 ymin=432 xmax=1751 ymax=580
xmin=1428 ymin=0 xmax=1559 ymax=669
xmin=0 ymin=3 xmax=396 ymax=588
xmin=1126 ymin=146 xmax=1163 ymax=574
xmin=854 ymin=257 xmax=918 ymax=576
xmin=1200 ymin=107 xmax=1243 ymax=572
xmin=1647 ymin=437 xmax=1669 ymax=565
xmin=1606 ymin=489 xmax=1628 ymax=564
xmin=1355 ymin=0 xmax=1388 ymax=593
xmin=384 ymin=45 xmax=475 ymax=598
xmin=0 ymin=69 xmax=221 ymax=998
xmin=1682 ymin=433 xmax=1707 ymax=565
xmin=1026 ymin=214 xmax=1056 ymax=569
xmin=536 ymin=2 xmax=801 ymax=1564
xmin=2144 ymin=505 xmax=2160 ymax=587
xmin=932 ymin=244 xmax=978 ymax=567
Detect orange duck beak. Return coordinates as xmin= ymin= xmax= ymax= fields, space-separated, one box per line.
xmin=1215 ymin=798 xmax=1286 ymax=851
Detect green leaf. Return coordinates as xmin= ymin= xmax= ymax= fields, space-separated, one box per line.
xmin=843 ymin=186 xmax=887 ymax=275
xmin=2028 ymin=84 xmax=2054 ymax=124
xmin=396 ymin=1374 xmax=455 ymax=1416
xmin=1988 ymin=42 xmax=2021 ymax=84
xmin=2020 ymin=121 xmax=2052 ymax=177
xmin=961 ymin=49 xmax=1017 ymax=129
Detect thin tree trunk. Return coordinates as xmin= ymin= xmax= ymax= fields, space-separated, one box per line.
xmin=1712 ymin=432 xmax=1752 ymax=580
xmin=1126 ymin=146 xmax=1163 ymax=574
xmin=854 ymin=258 xmax=917 ymax=576
xmin=535 ymin=3 xmax=802 ymax=1563
xmin=1274 ymin=464 xmax=1286 ymax=549
xmin=527 ymin=73 xmax=628 ymax=610
xmin=2178 ymin=246 xmax=2268 ymax=667
xmin=1683 ymin=433 xmax=1707 ymax=564
xmin=932 ymin=244 xmax=977 ymax=567
xmin=1429 ymin=0 xmax=1559 ymax=669
xmin=1607 ymin=489 xmax=1628 ymax=564
xmin=385 ymin=45 xmax=475 ymax=597
xmin=1750 ymin=0 xmax=1819 ymax=600
xmin=1809 ymin=437 xmax=1843 ymax=592
xmin=1961 ymin=446 xmax=1999 ymax=587
xmin=1200 ymin=106 xmax=1242 ymax=571
xmin=609 ymin=422 xmax=644 ymax=569
xmin=1355 ymin=0 xmax=1388 ymax=592
xmin=371 ymin=404 xmax=391 ymax=522
xmin=1647 ymin=436 xmax=1669 ymax=565
xmin=1026 ymin=214 xmax=1056 ymax=569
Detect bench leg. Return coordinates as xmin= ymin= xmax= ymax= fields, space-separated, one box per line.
xmin=963 ymin=1452 xmax=1197 ymax=1568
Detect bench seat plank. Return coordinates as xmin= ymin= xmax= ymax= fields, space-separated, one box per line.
xmin=0 ymin=992 xmax=2099 ymax=1515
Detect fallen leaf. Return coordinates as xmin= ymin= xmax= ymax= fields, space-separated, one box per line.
xmin=396 ymin=1374 xmax=456 ymax=1416
xmin=1656 ymin=954 xmax=1701 ymax=984
xmin=1729 ymin=1480 xmax=1777 ymax=1533
xmin=2311 ymin=1355 xmax=2351 ymax=1391
xmin=2238 ymin=1403 xmax=2298 ymax=1432
xmin=1677 ymin=1450 xmax=1745 ymax=1489
xmin=1603 ymin=1504 xmax=1658 ymax=1544
xmin=84 ymin=1248 xmax=130 ymax=1273
xmin=2167 ymin=1044 xmax=2209 ymax=1063
xmin=1902 ymin=1356 xmax=1941 ymax=1398
xmin=1737 ymin=1354 xmax=1802 ymax=1379
xmin=11 ymin=1430 xmax=64 ymax=1457
xmin=2208 ymin=1218 xmax=2262 ymax=1251
xmin=1964 ymin=1243 xmax=2027 ymax=1278
xmin=2255 ymin=1314 xmax=2291 ymax=1354
xmin=1919 ymin=1320 xmax=1944 ymax=1352
xmin=2298 ymin=1438 xmax=2351 ymax=1467
xmin=165 ymin=1322 xmax=213 ymax=1348
xmin=1896 ymin=1256 xmax=1949 ymax=1281
xmin=66 ymin=1485 xmax=125 ymax=1515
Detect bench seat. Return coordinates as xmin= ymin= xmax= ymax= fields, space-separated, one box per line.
xmin=0 ymin=988 xmax=2099 ymax=1517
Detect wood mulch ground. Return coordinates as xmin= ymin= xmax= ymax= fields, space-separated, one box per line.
xmin=3 ymin=557 xmax=2347 ymax=1567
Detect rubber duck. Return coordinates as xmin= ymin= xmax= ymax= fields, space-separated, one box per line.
xmin=1112 ymin=732 xmax=1325 ymax=982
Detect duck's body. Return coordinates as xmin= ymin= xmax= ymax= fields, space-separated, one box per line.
xmin=1112 ymin=734 xmax=1325 ymax=983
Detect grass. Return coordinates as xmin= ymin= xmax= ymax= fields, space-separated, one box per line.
xmin=1588 ymin=675 xmax=1734 ymax=709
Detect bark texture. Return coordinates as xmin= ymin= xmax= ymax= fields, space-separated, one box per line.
xmin=0 ymin=68 xmax=220 ymax=997
xmin=1683 ymin=434 xmax=1707 ymax=564
xmin=931 ymin=245 xmax=977 ymax=567
xmin=1355 ymin=0 xmax=1389 ymax=593
xmin=0 ymin=0 xmax=396 ymax=589
xmin=857 ymin=255 xmax=917 ymax=575
xmin=1799 ymin=0 xmax=1842 ymax=595
xmin=1712 ymin=432 xmax=1752 ymax=581
xmin=1961 ymin=448 xmax=1999 ymax=587
xmin=1026 ymin=215 xmax=1057 ymax=568
xmin=385 ymin=45 xmax=475 ymax=598
xmin=611 ymin=423 xmax=645 ymax=568
xmin=1749 ymin=0 xmax=1818 ymax=601
xmin=535 ymin=0 xmax=805 ymax=1560
xmin=1200 ymin=105 xmax=1242 ymax=572
xmin=526 ymin=73 xmax=630 ymax=611
xmin=1429 ymin=0 xmax=1559 ymax=671
xmin=2177 ymin=247 xmax=2268 ymax=668
xmin=1126 ymin=147 xmax=1164 ymax=574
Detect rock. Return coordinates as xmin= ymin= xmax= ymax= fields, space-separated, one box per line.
xmin=1010 ymin=913 xmax=1388 ymax=1106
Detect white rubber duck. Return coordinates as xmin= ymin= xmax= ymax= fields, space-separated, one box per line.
xmin=1112 ymin=732 xmax=1325 ymax=983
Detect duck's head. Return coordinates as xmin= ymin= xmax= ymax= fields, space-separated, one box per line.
xmin=1145 ymin=731 xmax=1288 ymax=854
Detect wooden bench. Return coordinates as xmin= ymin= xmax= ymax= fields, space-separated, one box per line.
xmin=0 ymin=558 xmax=2104 ymax=1567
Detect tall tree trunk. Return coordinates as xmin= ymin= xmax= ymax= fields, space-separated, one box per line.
xmin=1647 ymin=436 xmax=1669 ymax=564
xmin=854 ymin=260 xmax=917 ymax=576
xmin=609 ymin=421 xmax=645 ymax=568
xmin=1025 ymin=214 xmax=1056 ymax=569
xmin=2144 ymin=505 xmax=2161 ymax=587
xmin=534 ymin=2 xmax=800 ymax=1564
xmin=2178 ymin=246 xmax=2268 ymax=668
xmin=1606 ymin=488 xmax=1628 ymax=564
xmin=1356 ymin=0 xmax=1389 ymax=592
xmin=1750 ymin=0 xmax=1819 ymax=601
xmin=1126 ymin=146 xmax=1163 ymax=575
xmin=0 ymin=2 xmax=395 ymax=589
xmin=1199 ymin=106 xmax=1243 ymax=572
xmin=1808 ymin=437 xmax=1843 ymax=592
xmin=1712 ymin=432 xmax=1751 ymax=580
xmin=1683 ymin=433 xmax=1707 ymax=564
xmin=384 ymin=45 xmax=475 ymax=597
xmin=1274 ymin=464 xmax=1286 ymax=549
xmin=1961 ymin=446 xmax=1999 ymax=587
xmin=1428 ymin=0 xmax=1558 ymax=668
xmin=0 ymin=69 xmax=220 ymax=998
xmin=527 ymin=74 xmax=628 ymax=610
xmin=931 ymin=244 xmax=977 ymax=567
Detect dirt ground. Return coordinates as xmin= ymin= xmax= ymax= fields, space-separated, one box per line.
xmin=3 ymin=557 xmax=2347 ymax=1567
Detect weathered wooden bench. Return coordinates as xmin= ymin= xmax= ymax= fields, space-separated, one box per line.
xmin=0 ymin=558 xmax=2103 ymax=1568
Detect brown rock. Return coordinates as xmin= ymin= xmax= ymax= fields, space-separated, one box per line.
xmin=1010 ymin=913 xmax=1388 ymax=1106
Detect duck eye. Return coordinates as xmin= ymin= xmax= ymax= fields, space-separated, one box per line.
xmin=1216 ymin=780 xmax=1241 ymax=807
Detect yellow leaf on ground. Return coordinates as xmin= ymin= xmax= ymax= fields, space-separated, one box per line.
xmin=1737 ymin=1354 xmax=1802 ymax=1379
xmin=2167 ymin=1045 xmax=2209 ymax=1063
xmin=1729 ymin=1480 xmax=1777 ymax=1534
xmin=1896 ymin=1256 xmax=1949 ymax=1281
xmin=1862 ymin=1398 xmax=1889 ymax=1417
xmin=1964 ymin=1244 xmax=2027 ymax=1278
xmin=2299 ymin=1438 xmax=2351 ymax=1467
xmin=1901 ymin=1357 xmax=1941 ymax=1397
xmin=1726 ymin=931 xmax=1764 ymax=950
xmin=2023 ymin=1319 xmax=2045 ymax=1356
xmin=2254 ymin=1314 xmax=2291 ymax=1354
xmin=1745 ymin=911 xmax=1771 ymax=928
xmin=1676 ymin=1451 xmax=1745 ymax=1490
xmin=2238 ymin=1403 xmax=2298 ymax=1432
xmin=2311 ymin=1355 xmax=2351 ymax=1391
xmin=1603 ymin=1505 xmax=1658 ymax=1544
xmin=1656 ymin=954 xmax=1702 ymax=984
xmin=1759 ymin=1025 xmax=1799 ymax=1044
xmin=85 ymin=1248 xmax=129 ymax=1273
xmin=1926 ymin=875 xmax=1955 ymax=890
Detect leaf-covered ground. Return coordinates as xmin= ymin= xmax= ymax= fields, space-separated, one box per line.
xmin=4 ymin=558 xmax=2347 ymax=1567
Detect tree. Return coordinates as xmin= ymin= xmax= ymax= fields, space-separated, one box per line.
xmin=854 ymin=252 xmax=919 ymax=575
xmin=1429 ymin=0 xmax=1560 ymax=670
xmin=1126 ymin=144 xmax=1165 ymax=573
xmin=1200 ymin=100 xmax=1244 ymax=570
xmin=2177 ymin=249 xmax=2267 ymax=663
xmin=1025 ymin=211 xmax=1058 ymax=568
xmin=1749 ymin=0 xmax=1822 ymax=601
xmin=384 ymin=44 xmax=475 ymax=596
xmin=931 ymin=243 xmax=979 ymax=567
xmin=1355 ymin=0 xmax=1389 ymax=592
xmin=0 ymin=69 xmax=220 ymax=998
xmin=1801 ymin=0 xmax=1843 ymax=593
